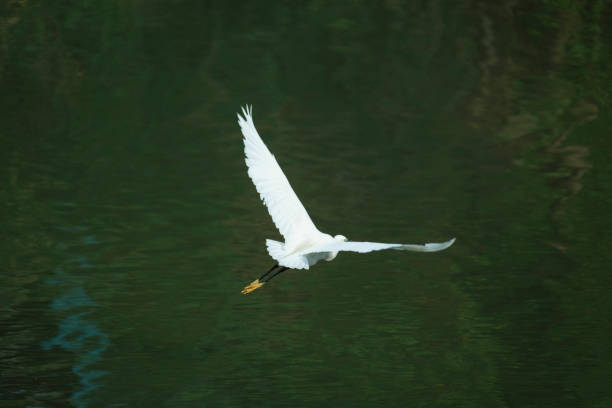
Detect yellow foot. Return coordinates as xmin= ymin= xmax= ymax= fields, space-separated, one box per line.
xmin=241 ymin=279 xmax=265 ymax=294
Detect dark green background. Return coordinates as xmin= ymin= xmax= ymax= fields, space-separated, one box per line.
xmin=2 ymin=1 xmax=611 ymax=407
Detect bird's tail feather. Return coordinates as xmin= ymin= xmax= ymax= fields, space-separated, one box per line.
xmin=266 ymin=239 xmax=285 ymax=261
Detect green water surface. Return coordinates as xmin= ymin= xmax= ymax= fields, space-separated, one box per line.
xmin=2 ymin=2 xmax=612 ymax=407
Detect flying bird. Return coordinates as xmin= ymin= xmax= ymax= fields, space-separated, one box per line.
xmin=238 ymin=106 xmax=455 ymax=294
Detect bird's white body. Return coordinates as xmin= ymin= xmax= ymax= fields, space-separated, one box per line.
xmin=237 ymin=106 xmax=455 ymax=271
xmin=266 ymin=232 xmax=340 ymax=269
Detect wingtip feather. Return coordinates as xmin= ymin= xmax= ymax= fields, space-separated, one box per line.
xmin=424 ymin=237 xmax=456 ymax=252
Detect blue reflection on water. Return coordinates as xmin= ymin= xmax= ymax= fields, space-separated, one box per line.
xmin=41 ymin=230 xmax=109 ymax=408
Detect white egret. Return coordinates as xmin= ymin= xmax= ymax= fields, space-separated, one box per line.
xmin=238 ymin=106 xmax=455 ymax=294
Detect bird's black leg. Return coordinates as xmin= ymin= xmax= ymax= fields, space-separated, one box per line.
xmin=258 ymin=263 xmax=278 ymax=281
xmin=263 ymin=267 xmax=289 ymax=283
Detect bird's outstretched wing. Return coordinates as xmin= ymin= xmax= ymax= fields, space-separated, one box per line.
xmin=237 ymin=106 xmax=319 ymax=243
xmin=302 ymin=238 xmax=456 ymax=255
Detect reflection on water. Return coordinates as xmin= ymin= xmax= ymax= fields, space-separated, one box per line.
xmin=2 ymin=1 xmax=612 ymax=407
xmin=42 ymin=233 xmax=110 ymax=408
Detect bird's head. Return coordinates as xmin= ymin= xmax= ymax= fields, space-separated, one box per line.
xmin=334 ymin=234 xmax=348 ymax=242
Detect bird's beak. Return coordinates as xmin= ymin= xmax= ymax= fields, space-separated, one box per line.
xmin=241 ymin=279 xmax=264 ymax=294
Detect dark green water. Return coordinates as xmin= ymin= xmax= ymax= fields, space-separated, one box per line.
xmin=2 ymin=2 xmax=612 ymax=407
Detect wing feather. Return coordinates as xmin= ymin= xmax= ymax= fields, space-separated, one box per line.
xmin=301 ymin=238 xmax=456 ymax=255
xmin=237 ymin=106 xmax=319 ymax=243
